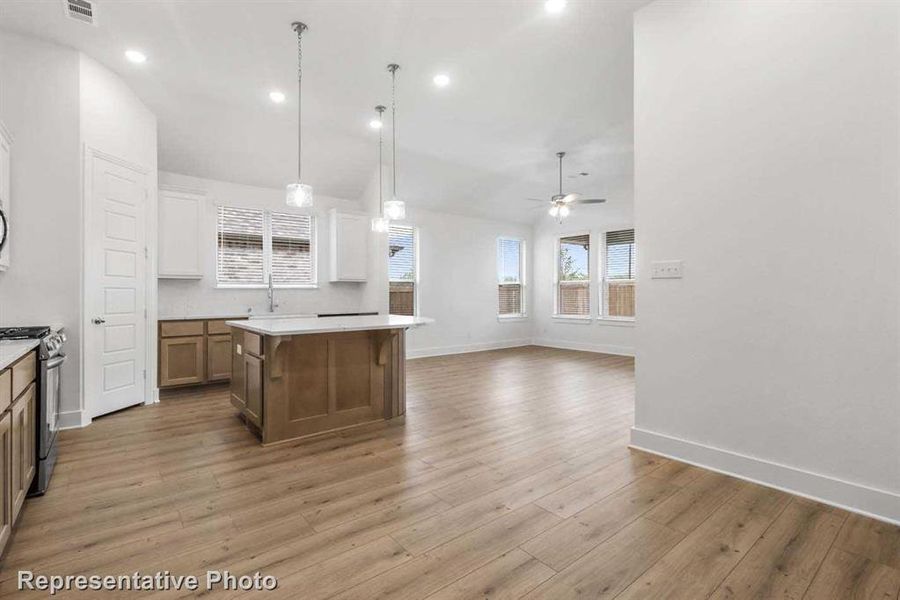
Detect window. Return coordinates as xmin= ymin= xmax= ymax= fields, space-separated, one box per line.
xmin=497 ymin=238 xmax=525 ymax=316
xmin=603 ymin=229 xmax=635 ymax=318
xmin=388 ymin=224 xmax=416 ymax=316
xmin=557 ymin=234 xmax=590 ymax=316
xmin=216 ymin=206 xmax=315 ymax=287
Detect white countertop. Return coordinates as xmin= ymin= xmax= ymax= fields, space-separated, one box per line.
xmin=226 ymin=315 xmax=433 ymax=336
xmin=0 ymin=339 xmax=40 ymax=371
xmin=159 ymin=313 xmax=249 ymax=321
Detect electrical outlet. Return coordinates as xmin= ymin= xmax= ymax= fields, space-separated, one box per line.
xmin=236 ymin=344 xmax=243 ymax=355
xmin=651 ymin=260 xmax=683 ymax=279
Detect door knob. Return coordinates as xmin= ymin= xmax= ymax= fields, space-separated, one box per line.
xmin=92 ymin=317 xmax=106 ymax=325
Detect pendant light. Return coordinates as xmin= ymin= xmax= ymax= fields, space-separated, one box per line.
xmin=383 ymin=63 xmax=406 ymax=221
xmin=286 ymin=22 xmax=314 ymax=208
xmin=371 ymin=105 xmax=390 ymax=233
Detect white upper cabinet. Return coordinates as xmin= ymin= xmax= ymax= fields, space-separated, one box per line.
xmin=0 ymin=121 xmax=12 ymax=272
xmin=329 ymin=209 xmax=368 ymax=282
xmin=158 ymin=186 xmax=204 ymax=279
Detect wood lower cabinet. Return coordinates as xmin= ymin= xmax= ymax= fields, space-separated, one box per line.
xmin=0 ymin=412 xmax=11 ymax=553
xmin=0 ymin=352 xmax=37 ymax=558
xmin=207 ymin=334 xmax=232 ymax=382
xmin=158 ymin=318 xmax=246 ymax=388
xmin=11 ymin=383 xmax=35 ymax=522
xmin=159 ymin=336 xmax=205 ymax=387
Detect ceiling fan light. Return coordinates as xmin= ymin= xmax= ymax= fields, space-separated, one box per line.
xmin=371 ymin=216 xmax=390 ymax=233
xmin=286 ymin=182 xmax=314 ymax=208
xmin=384 ymin=198 xmax=406 ymax=220
xmin=559 ymin=205 xmax=570 ymax=218
xmin=549 ymin=205 xmax=560 ymax=217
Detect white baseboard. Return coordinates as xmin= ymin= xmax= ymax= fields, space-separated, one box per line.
xmin=630 ymin=427 xmax=900 ymax=525
xmin=532 ymin=338 xmax=635 ymax=357
xmin=407 ymin=338 xmax=533 ymax=359
xmin=58 ymin=410 xmax=87 ymax=430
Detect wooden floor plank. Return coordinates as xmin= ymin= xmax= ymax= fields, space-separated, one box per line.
xmin=802 ymin=547 xmax=900 ymax=600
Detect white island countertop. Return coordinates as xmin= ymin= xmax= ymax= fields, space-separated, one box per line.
xmin=226 ymin=314 xmax=433 ymax=336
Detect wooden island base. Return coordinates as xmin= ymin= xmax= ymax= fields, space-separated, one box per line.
xmin=229 ymin=326 xmax=407 ymax=445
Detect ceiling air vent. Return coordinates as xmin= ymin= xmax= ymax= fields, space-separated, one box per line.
xmin=63 ymin=0 xmax=97 ymax=26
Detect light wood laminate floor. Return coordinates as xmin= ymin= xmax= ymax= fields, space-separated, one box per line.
xmin=1 ymin=347 xmax=897 ymax=599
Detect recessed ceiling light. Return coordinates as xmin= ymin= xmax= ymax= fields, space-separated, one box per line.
xmin=544 ymin=0 xmax=566 ymax=14
xmin=125 ymin=49 xmax=147 ymax=64
xmin=369 ymin=119 xmax=383 ymax=129
xmin=269 ymin=90 xmax=286 ymax=103
xmin=433 ymin=74 xmax=450 ymax=88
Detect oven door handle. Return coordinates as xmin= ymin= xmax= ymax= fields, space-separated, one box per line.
xmin=46 ymin=355 xmax=66 ymax=369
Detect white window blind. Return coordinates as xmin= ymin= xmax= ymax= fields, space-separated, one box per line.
xmin=388 ymin=225 xmax=416 ymax=316
xmin=270 ymin=211 xmax=313 ymax=286
xmin=216 ymin=206 xmax=315 ymax=287
xmin=217 ymin=206 xmax=264 ymax=285
xmin=498 ymin=238 xmax=524 ymax=316
xmin=604 ymin=229 xmax=635 ymax=318
xmin=557 ymin=233 xmax=590 ymax=316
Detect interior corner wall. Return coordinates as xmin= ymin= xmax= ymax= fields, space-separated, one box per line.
xmin=400 ymin=207 xmax=534 ymax=358
xmin=633 ymin=0 xmax=900 ymax=522
xmin=0 ymin=32 xmax=82 ymax=425
xmin=532 ymin=195 xmax=636 ymax=356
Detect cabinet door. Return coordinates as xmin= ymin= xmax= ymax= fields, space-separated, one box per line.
xmin=244 ymin=354 xmax=263 ymax=427
xmin=230 ymin=332 xmax=246 ymax=411
xmin=159 ymin=336 xmax=205 ymax=387
xmin=158 ymin=188 xmax=203 ymax=279
xmin=330 ymin=211 xmax=368 ymax=282
xmin=0 ymin=411 xmax=11 ymax=553
xmin=207 ymin=334 xmax=232 ymax=382
xmin=11 ymin=383 xmax=34 ymax=522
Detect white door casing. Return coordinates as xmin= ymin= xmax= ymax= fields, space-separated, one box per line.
xmin=84 ymin=152 xmax=148 ymax=419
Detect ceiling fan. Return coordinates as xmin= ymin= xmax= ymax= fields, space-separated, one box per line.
xmin=532 ymin=152 xmax=606 ymax=223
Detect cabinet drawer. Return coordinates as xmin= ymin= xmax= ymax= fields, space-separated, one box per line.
xmin=11 ymin=352 xmax=35 ymax=401
xmin=160 ymin=320 xmax=204 ymax=338
xmin=0 ymin=370 xmax=9 ymax=414
xmin=243 ymin=332 xmax=262 ymax=357
xmin=207 ymin=319 xmax=240 ymax=335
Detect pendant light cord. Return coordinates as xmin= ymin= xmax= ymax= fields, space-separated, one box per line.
xmin=388 ymin=64 xmax=400 ymax=201
xmin=294 ymin=23 xmax=307 ymax=182
xmin=376 ymin=106 xmax=385 ymax=216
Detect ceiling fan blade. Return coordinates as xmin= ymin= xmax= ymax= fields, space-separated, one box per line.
xmin=574 ymin=198 xmax=607 ymax=204
xmin=525 ymin=198 xmax=547 ymax=203
xmin=561 ymin=193 xmax=580 ymax=203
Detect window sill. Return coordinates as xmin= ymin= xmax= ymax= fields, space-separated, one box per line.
xmin=596 ymin=317 xmax=635 ymax=327
xmin=552 ymin=315 xmax=592 ymax=324
xmin=497 ymin=315 xmax=529 ymax=322
xmin=216 ymin=284 xmax=320 ymax=290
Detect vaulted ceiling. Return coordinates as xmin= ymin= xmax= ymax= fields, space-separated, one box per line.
xmin=0 ymin=0 xmax=644 ymax=223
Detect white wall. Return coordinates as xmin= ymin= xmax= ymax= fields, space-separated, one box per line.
xmin=0 ymin=33 xmax=82 ymax=421
xmin=399 ymin=207 xmax=534 ymax=358
xmin=157 ymin=171 xmax=375 ymax=317
xmin=532 ymin=190 xmax=636 ymax=356
xmin=632 ymin=0 xmax=900 ymax=522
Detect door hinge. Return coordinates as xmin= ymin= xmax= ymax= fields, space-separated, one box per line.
xmin=144 ymin=246 xmax=149 ymax=259
xmin=143 ymin=369 xmax=147 ymax=380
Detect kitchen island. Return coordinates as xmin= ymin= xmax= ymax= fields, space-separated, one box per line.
xmin=226 ymin=315 xmax=431 ymax=445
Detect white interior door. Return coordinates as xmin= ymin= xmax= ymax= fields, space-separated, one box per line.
xmin=85 ymin=154 xmax=148 ymax=418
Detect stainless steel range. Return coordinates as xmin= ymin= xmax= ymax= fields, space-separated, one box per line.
xmin=0 ymin=326 xmax=65 ymax=495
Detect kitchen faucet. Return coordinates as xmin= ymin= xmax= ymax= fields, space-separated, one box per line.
xmin=267 ymin=274 xmax=278 ymax=313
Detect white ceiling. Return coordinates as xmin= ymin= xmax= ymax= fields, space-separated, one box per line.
xmin=0 ymin=0 xmax=644 ymax=223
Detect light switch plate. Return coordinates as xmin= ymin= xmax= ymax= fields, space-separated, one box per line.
xmin=236 ymin=344 xmax=242 ymax=355
xmin=651 ymin=260 xmax=683 ymax=279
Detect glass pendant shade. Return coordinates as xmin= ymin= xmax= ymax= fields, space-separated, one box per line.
xmin=384 ymin=198 xmax=406 ymax=220
xmin=548 ymin=205 xmax=560 ymax=217
xmin=371 ymin=216 xmax=390 ymax=233
xmin=286 ymin=182 xmax=314 ymax=208
xmin=559 ymin=205 xmax=570 ymax=218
